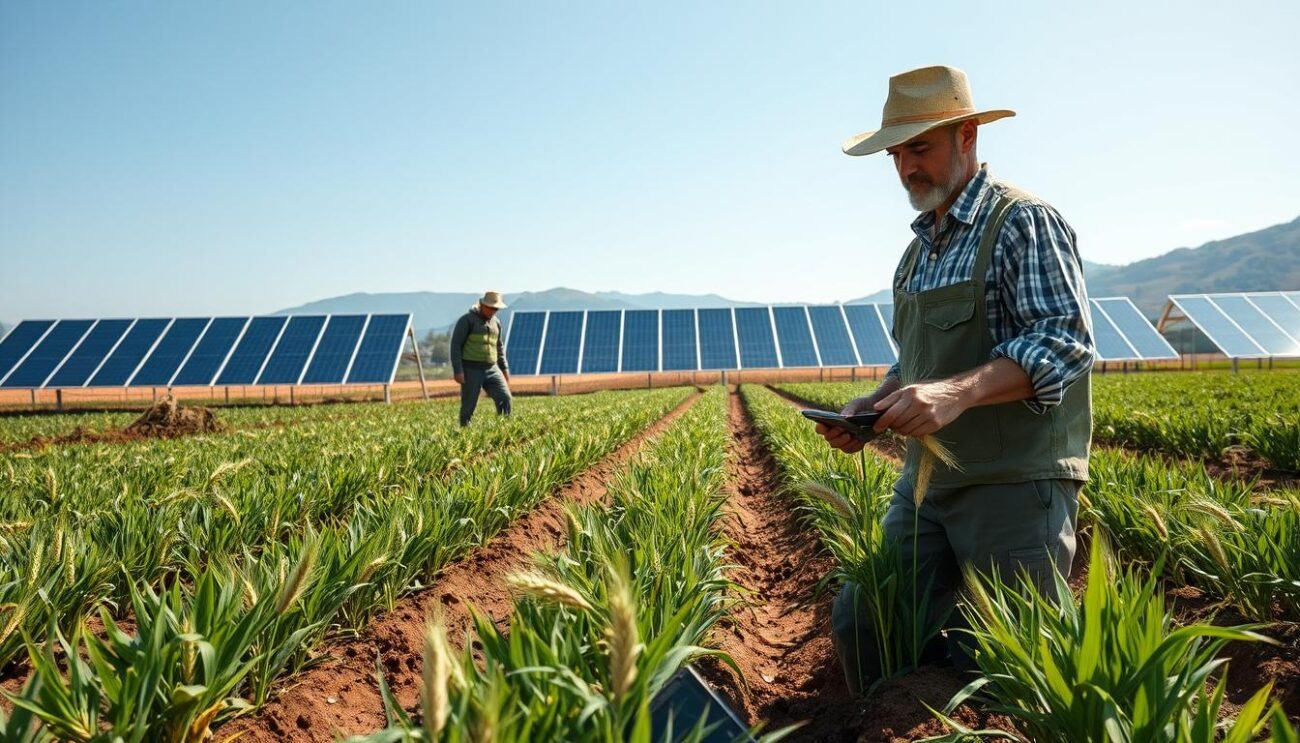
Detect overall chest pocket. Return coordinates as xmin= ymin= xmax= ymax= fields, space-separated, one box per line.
xmin=920 ymin=297 xmax=982 ymax=377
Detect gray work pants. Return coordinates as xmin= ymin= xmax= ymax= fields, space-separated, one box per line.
xmin=459 ymin=364 xmax=512 ymax=426
xmin=831 ymin=477 xmax=1079 ymax=694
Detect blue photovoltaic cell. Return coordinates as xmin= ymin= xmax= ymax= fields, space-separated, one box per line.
xmin=258 ymin=316 xmax=327 ymax=384
xmin=581 ymin=311 xmax=621 ymax=373
xmin=1094 ymin=299 xmax=1177 ymax=360
xmin=1253 ymin=294 xmax=1300 ymax=343
xmin=620 ymin=310 xmax=659 ymax=372
xmin=89 ymin=319 xmax=171 ymax=386
xmin=880 ymin=304 xmax=895 ymax=335
xmin=129 ymin=318 xmax=210 ymax=386
xmin=46 ymin=319 xmax=133 ymax=387
xmin=347 ymin=315 xmax=410 ymax=384
xmin=538 ymin=312 xmax=583 ymax=375
xmin=1211 ymin=295 xmax=1300 ymax=356
xmin=301 ymin=315 xmax=366 ymax=384
xmin=172 ymin=318 xmax=249 ymax=386
xmin=697 ymin=309 xmax=737 ymax=370
xmin=1088 ymin=302 xmax=1139 ymax=360
xmin=1288 ymin=292 xmax=1300 ymax=308
xmin=734 ymin=308 xmax=778 ymax=369
xmin=0 ymin=321 xmax=56 ymax=382
xmin=2 ymin=320 xmax=94 ymax=388
xmin=505 ymin=312 xmax=545 ymax=376
xmin=773 ymin=307 xmax=818 ymax=367
xmin=661 ymin=309 xmax=698 ymax=371
xmin=218 ymin=317 xmax=289 ymax=385
xmin=808 ymin=306 xmax=858 ymax=366
xmin=844 ymin=305 xmax=896 ymax=365
xmin=1174 ymin=296 xmax=1265 ymax=358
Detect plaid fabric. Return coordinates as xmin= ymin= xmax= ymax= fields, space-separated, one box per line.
xmin=886 ymin=165 xmax=1094 ymax=412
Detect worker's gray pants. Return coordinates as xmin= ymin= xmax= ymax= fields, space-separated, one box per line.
xmin=831 ymin=477 xmax=1080 ymax=694
xmin=459 ymin=364 xmax=512 ymax=426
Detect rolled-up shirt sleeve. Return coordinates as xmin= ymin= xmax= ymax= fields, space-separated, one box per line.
xmin=989 ymin=204 xmax=1095 ymax=414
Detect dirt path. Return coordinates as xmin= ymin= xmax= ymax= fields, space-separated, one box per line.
xmin=698 ymin=391 xmax=854 ymax=740
xmin=221 ymin=391 xmax=702 ymax=743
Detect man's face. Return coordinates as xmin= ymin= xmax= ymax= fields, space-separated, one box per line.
xmin=481 ymin=306 xmax=498 ymax=320
xmin=886 ymin=124 xmax=966 ymax=213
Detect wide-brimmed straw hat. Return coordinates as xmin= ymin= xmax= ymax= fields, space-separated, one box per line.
xmin=842 ymin=65 xmax=1014 ymax=157
xmin=479 ymin=290 xmax=507 ymax=309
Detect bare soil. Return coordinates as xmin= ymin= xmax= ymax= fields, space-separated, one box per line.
xmin=219 ymin=391 xmax=702 ymax=742
xmin=1 ymin=396 xmax=225 ymax=453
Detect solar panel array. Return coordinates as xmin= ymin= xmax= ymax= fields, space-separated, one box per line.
xmin=1167 ymin=292 xmax=1300 ymax=359
xmin=0 ymin=314 xmax=411 ymax=389
xmin=503 ymin=299 xmax=1180 ymax=375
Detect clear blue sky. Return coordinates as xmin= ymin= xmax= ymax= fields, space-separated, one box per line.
xmin=2 ymin=0 xmax=1297 ymax=321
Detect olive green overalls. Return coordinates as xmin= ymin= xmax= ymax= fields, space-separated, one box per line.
xmin=831 ymin=190 xmax=1092 ymax=693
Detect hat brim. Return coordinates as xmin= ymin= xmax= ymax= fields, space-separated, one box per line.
xmin=841 ymin=109 xmax=1015 ymax=157
xmin=480 ymin=300 xmax=507 ymax=309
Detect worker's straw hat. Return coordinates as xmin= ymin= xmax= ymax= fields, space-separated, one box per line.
xmin=479 ymin=290 xmax=508 ymax=309
xmin=842 ymin=65 xmax=1014 ymax=156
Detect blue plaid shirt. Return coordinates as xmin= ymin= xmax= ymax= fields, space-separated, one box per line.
xmin=886 ymin=165 xmax=1094 ymax=412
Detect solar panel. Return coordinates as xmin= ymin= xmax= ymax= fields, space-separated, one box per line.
xmin=844 ymin=305 xmax=897 ymax=366
xmin=734 ymin=307 xmax=779 ymax=369
xmin=1210 ymin=295 xmax=1300 ymax=357
xmin=217 ymin=317 xmax=289 ymax=385
xmin=538 ymin=311 xmax=583 ymax=375
xmin=89 ymin=319 xmax=171 ymax=386
xmin=1088 ymin=302 xmax=1139 ymax=360
xmin=258 ymin=315 xmax=328 ymax=385
xmin=1171 ymin=296 xmax=1266 ymax=358
xmin=302 ymin=315 xmax=366 ymax=384
xmin=773 ymin=307 xmax=819 ymax=367
xmin=620 ymin=310 xmax=659 ymax=372
xmin=129 ymin=318 xmax=210 ymax=387
xmin=346 ymin=314 xmax=409 ymax=384
xmin=46 ymin=319 xmax=134 ymax=388
xmin=1251 ymin=293 xmax=1300 ymax=341
xmin=2 ymin=320 xmax=94 ymax=388
xmin=172 ymin=318 xmax=249 ymax=386
xmin=697 ymin=309 xmax=738 ymax=370
xmin=661 ymin=309 xmax=698 ymax=371
xmin=505 ymin=312 xmax=545 ymax=376
xmin=1092 ymin=298 xmax=1178 ymax=360
xmin=581 ymin=311 xmax=621 ymax=373
xmin=807 ymin=306 xmax=859 ymax=366
xmin=0 ymin=320 xmax=56 ymax=383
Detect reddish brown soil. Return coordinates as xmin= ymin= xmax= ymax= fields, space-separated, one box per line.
xmin=219 ymin=392 xmax=702 ymax=742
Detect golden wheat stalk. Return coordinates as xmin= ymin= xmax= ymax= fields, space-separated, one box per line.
xmin=1198 ymin=525 xmax=1232 ymax=576
xmin=606 ymin=570 xmax=640 ymax=705
xmin=422 ymin=621 xmax=450 ymax=736
xmin=1141 ymin=503 xmax=1169 ymax=540
xmin=505 ymin=573 xmax=593 ymax=612
xmin=800 ymin=481 xmax=853 ymax=519
xmin=275 ymin=542 xmax=318 ymax=615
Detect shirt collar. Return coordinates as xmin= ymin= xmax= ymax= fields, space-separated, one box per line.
xmin=909 ymin=163 xmax=993 ymax=238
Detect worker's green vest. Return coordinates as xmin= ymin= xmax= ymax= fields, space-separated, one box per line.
xmin=894 ymin=190 xmax=1092 ymax=486
xmin=461 ymin=314 xmax=501 ymax=366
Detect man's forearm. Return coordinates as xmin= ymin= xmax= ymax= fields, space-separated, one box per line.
xmin=949 ymin=357 xmax=1036 ymax=409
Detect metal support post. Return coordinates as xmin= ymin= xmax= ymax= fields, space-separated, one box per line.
xmin=225 ymin=387 xmax=230 ymax=404
xmin=408 ymin=328 xmax=430 ymax=401
xmin=384 ymin=384 xmax=392 ymax=404
xmin=30 ymin=389 xmax=37 ymax=408
xmin=56 ymin=389 xmax=63 ymax=412
xmin=550 ymin=375 xmax=559 ymax=396
xmin=1231 ymin=358 xmax=1239 ymax=374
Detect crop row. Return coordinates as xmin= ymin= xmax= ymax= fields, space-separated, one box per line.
xmin=0 ymin=387 xmax=690 ymax=741
xmin=740 ymin=384 xmax=1296 ymax=740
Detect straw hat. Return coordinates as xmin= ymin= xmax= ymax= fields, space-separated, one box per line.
xmin=842 ymin=65 xmax=1014 ymax=156
xmin=479 ymin=290 xmax=507 ymax=309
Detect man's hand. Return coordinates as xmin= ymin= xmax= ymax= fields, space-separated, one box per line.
xmin=454 ymin=372 xmax=464 ymax=385
xmin=873 ymin=380 xmax=967 ymax=437
xmin=816 ymin=377 xmax=900 ymax=454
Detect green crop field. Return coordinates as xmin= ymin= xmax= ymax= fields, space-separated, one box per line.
xmin=0 ymin=372 xmax=1296 ymax=741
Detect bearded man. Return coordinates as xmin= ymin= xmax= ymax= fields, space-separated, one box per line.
xmin=818 ymin=65 xmax=1095 ymax=692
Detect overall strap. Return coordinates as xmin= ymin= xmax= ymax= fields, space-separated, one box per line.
xmin=972 ymin=194 xmax=1018 ymax=285
xmin=899 ymin=236 xmax=925 ymax=291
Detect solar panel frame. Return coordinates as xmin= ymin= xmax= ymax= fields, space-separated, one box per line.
xmin=1209 ymin=294 xmax=1300 ymax=357
xmin=772 ymin=306 xmax=820 ymax=368
xmin=807 ymin=306 xmax=859 ymax=367
xmin=1170 ymin=295 xmax=1267 ymax=358
xmin=46 ymin=319 xmax=135 ymax=388
xmin=128 ymin=318 xmax=211 ymax=387
xmin=300 ymin=314 xmax=367 ymax=384
xmin=1 ymin=319 xmax=95 ymax=388
xmin=1250 ymin=293 xmax=1300 ymax=346
xmin=580 ymin=310 xmax=621 ymax=373
xmin=171 ymin=317 xmax=250 ymax=387
xmin=1092 ymin=298 xmax=1179 ymax=360
xmin=733 ymin=307 xmax=780 ymax=369
xmin=504 ymin=312 xmax=546 ymax=376
xmin=619 ymin=309 xmax=659 ymax=372
xmin=345 ymin=314 xmax=411 ymax=384
xmin=661 ymin=309 xmax=699 ymax=371
xmin=697 ymin=308 xmax=738 ymax=370
xmin=0 ymin=320 xmax=58 ymax=384
xmin=1087 ymin=300 xmax=1140 ymax=361
xmin=843 ymin=304 xmax=898 ymax=366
